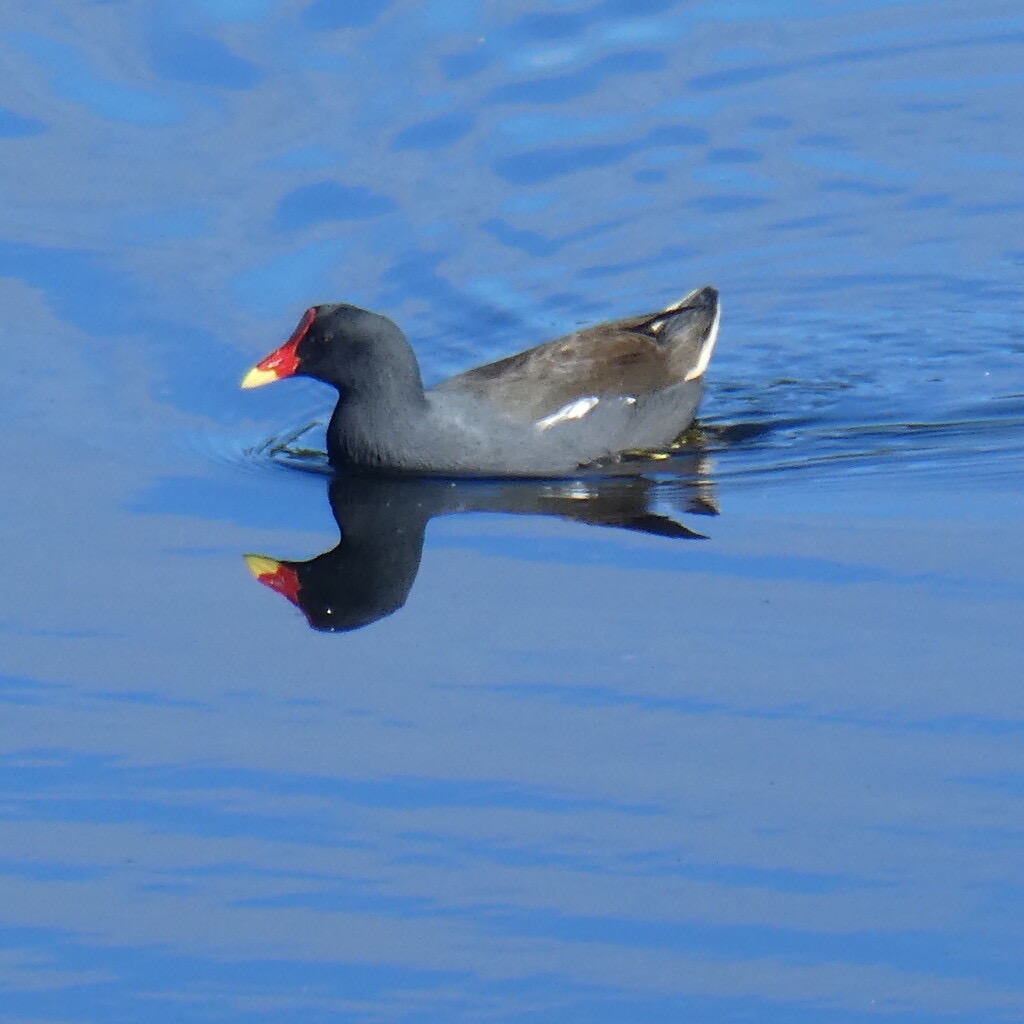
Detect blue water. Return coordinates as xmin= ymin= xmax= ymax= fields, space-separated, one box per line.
xmin=2 ymin=1 xmax=1024 ymax=1020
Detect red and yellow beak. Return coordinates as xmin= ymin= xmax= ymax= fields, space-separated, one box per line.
xmin=240 ymin=355 xmax=291 ymax=389
xmin=241 ymin=307 xmax=316 ymax=389
xmin=244 ymin=553 xmax=303 ymax=608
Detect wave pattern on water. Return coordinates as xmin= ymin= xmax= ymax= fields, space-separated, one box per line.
xmin=3 ymin=2 xmax=1024 ymax=1023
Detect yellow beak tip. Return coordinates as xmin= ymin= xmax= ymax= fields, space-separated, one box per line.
xmin=241 ymin=366 xmax=279 ymax=390
xmin=244 ymin=553 xmax=282 ymax=579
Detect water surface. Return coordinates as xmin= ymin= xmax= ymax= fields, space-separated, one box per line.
xmin=1 ymin=1 xmax=1023 ymax=1021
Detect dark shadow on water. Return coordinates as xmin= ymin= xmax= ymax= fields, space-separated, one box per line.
xmin=245 ymin=461 xmax=717 ymax=633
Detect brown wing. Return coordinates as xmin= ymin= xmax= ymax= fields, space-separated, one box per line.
xmin=432 ymin=317 xmax=671 ymax=423
xmin=432 ymin=287 xmax=719 ymax=423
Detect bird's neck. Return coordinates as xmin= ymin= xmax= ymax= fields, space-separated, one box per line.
xmin=327 ymin=383 xmax=428 ymax=469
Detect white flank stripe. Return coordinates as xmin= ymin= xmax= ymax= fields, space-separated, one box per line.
xmin=536 ymin=395 xmax=600 ymax=430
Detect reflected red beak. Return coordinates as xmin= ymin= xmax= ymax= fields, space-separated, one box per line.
xmin=244 ymin=554 xmax=303 ymax=609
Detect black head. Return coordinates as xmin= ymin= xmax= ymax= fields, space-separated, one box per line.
xmin=242 ymin=303 xmax=424 ymax=397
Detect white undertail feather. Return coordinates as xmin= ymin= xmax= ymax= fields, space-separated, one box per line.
xmin=684 ymin=302 xmax=720 ymax=382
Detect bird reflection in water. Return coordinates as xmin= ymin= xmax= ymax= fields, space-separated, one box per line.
xmin=244 ymin=454 xmax=718 ymax=633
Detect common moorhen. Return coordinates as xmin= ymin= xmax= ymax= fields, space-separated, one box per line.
xmin=242 ymin=286 xmax=720 ymax=476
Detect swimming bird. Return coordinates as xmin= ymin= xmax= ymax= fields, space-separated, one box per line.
xmin=241 ymin=286 xmax=720 ymax=476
